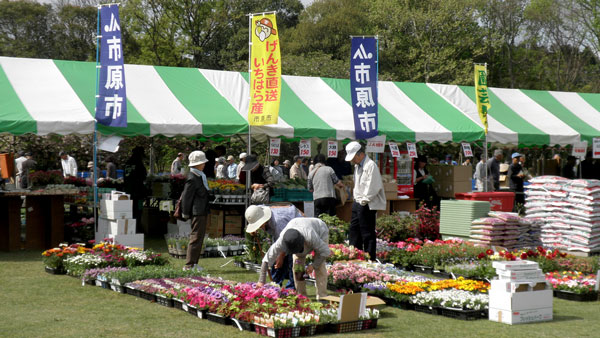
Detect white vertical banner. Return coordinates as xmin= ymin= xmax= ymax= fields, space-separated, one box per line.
xmin=269 ymin=138 xmax=281 ymax=156
xmin=572 ymin=141 xmax=588 ymax=159
xmin=299 ymin=139 xmax=311 ymax=157
xmin=462 ymin=143 xmax=473 ymax=157
xmin=594 ymin=138 xmax=600 ymax=159
xmin=327 ymin=140 xmax=338 ymax=158
xmin=388 ymin=142 xmax=400 ymax=158
xmin=366 ymin=135 xmax=386 ymax=153
xmin=406 ymin=142 xmax=418 ymax=158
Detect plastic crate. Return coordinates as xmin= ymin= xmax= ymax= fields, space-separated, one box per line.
xmin=156 ymin=296 xmax=174 ymax=307
xmin=454 ymin=192 xmax=515 ymax=211
xmin=173 ymin=299 xmax=184 ymax=311
xmin=329 ymin=321 xmax=362 ymax=333
xmin=231 ymin=319 xmax=254 ymax=332
xmin=413 ymin=304 xmax=439 ymax=315
xmin=267 ymin=326 xmax=300 ymax=338
xmin=554 ymin=290 xmax=599 ymax=302
xmin=186 ymin=305 xmax=198 ymax=317
xmin=271 ymin=188 xmax=286 ymax=202
xmin=439 ymin=308 xmax=486 ymax=320
xmin=285 ymin=189 xmax=313 ymax=202
xmin=361 ymin=319 xmax=378 ymax=330
xmin=206 ymin=313 xmax=231 ymax=325
xmin=300 ymin=325 xmax=316 ymax=336
xmin=139 ymin=291 xmax=157 ymax=302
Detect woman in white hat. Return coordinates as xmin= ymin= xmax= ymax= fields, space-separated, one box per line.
xmin=181 ymin=150 xmax=211 ymax=270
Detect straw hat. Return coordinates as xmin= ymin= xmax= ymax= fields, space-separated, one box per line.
xmin=245 ymin=205 xmax=272 ymax=233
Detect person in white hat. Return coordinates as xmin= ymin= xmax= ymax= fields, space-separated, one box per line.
xmin=215 ymin=156 xmax=227 ymax=178
xmin=236 ymin=152 xmax=248 ymax=180
xmin=246 ymin=205 xmax=330 ymax=299
xmin=245 ymin=204 xmax=303 ymax=289
xmin=345 ymin=141 xmax=386 ymax=261
xmin=226 ymin=155 xmax=238 ymax=179
xmin=181 ymin=150 xmax=211 ymax=270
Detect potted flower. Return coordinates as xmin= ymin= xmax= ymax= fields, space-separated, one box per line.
xmin=176 ymin=237 xmax=189 ymax=257
xmin=216 ymin=239 xmax=230 ymax=253
xmin=203 ymin=238 xmax=217 ymax=257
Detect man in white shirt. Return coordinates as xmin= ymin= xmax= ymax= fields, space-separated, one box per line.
xmin=345 ymin=141 xmax=386 ymax=261
xmin=59 ymin=151 xmax=78 ymax=177
xmin=171 ymin=152 xmax=184 ymax=175
xmin=290 ymin=155 xmax=307 ymax=180
xmin=14 ymin=151 xmax=26 ymax=188
xmin=226 ymin=155 xmax=238 ymax=179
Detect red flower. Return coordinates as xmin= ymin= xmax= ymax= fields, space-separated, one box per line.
xmin=520 ymin=253 xmax=528 ymax=260
xmin=559 ymin=252 xmax=567 ymax=258
xmin=486 ymin=249 xmax=494 ymax=255
xmin=477 ymin=253 xmax=486 ymax=260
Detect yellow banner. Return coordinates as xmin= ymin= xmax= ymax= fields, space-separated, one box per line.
xmin=248 ymin=13 xmax=281 ymax=126
xmin=474 ymin=64 xmax=491 ymax=135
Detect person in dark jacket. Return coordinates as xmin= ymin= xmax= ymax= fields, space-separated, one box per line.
xmin=239 ymin=155 xmax=275 ymax=204
xmin=105 ymin=156 xmax=117 ymax=179
xmin=181 ymin=151 xmax=211 ymax=270
xmin=413 ymin=155 xmax=437 ymax=209
xmin=562 ymin=156 xmax=577 ymax=179
xmin=123 ymin=147 xmax=147 ymax=223
xmin=507 ymin=152 xmax=525 ymax=207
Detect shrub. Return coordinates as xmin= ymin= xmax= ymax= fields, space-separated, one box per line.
xmin=319 ymin=214 xmax=349 ymax=244
xmin=376 ymin=213 xmax=418 ymax=242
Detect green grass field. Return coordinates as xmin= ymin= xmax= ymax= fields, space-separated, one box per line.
xmin=1 ymin=238 xmax=598 ymax=338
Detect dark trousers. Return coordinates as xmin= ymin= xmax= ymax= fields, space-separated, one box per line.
xmin=349 ymin=202 xmax=377 ymax=261
xmin=314 ymin=197 xmax=337 ymax=217
xmin=270 ymin=254 xmax=295 ymax=289
xmin=185 ymin=215 xmax=207 ymax=266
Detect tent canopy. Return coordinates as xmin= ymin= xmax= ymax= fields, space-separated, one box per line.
xmin=1 ymin=56 xmax=599 ymax=146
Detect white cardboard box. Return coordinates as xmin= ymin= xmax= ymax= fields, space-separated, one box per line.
xmin=111 ymin=191 xmax=130 ymax=200
xmin=497 ymin=269 xmax=545 ymax=282
xmin=95 ymin=232 xmax=108 ymax=244
xmin=489 ymin=307 xmax=553 ymax=325
xmin=101 ymin=199 xmax=132 ymax=212
xmin=490 ymin=287 xmax=553 ymax=311
xmin=492 ymin=260 xmax=540 ymax=271
xmin=167 ymin=220 xmax=192 ymax=235
xmin=102 ymin=211 xmax=133 ymax=219
xmin=491 ymin=279 xmax=550 ymax=293
xmin=108 ymin=234 xmax=144 ymax=249
xmin=109 ymin=218 xmax=137 ymax=235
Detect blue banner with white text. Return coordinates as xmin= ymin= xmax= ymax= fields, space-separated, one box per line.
xmin=350 ymin=37 xmax=378 ymax=139
xmin=96 ymin=5 xmax=127 ymax=127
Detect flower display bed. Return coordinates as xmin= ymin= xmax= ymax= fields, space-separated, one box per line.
xmin=44 ymin=266 xmax=66 ymax=275
xmin=207 ymin=313 xmax=231 ymax=325
xmin=438 ymin=308 xmax=488 ymax=321
xmin=156 ymin=295 xmax=174 ymax=307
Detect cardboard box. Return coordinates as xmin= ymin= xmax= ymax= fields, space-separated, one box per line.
xmin=383 ymin=182 xmax=397 ymax=192
xmin=490 ymin=284 xmax=553 ymax=311
xmin=385 ymin=190 xmax=399 ymax=200
xmin=109 ymin=218 xmax=137 ymax=235
xmin=437 ymin=181 xmax=471 ymax=197
xmin=497 ymin=269 xmax=545 ymax=282
xmin=111 ymin=191 xmax=130 ymax=200
xmin=493 ymin=260 xmax=540 ymax=271
xmin=108 ymin=233 xmax=144 ymax=249
xmin=489 ymin=307 xmax=553 ymax=325
xmin=100 ymin=200 xmax=133 ymax=219
xmin=491 ymin=280 xmax=550 ymax=293
xmin=321 ymin=295 xmax=386 ymax=310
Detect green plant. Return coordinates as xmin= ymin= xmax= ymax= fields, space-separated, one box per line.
xmin=319 ymin=214 xmax=349 ymax=244
xmin=445 ymin=261 xmax=495 ymax=280
xmin=29 ymin=170 xmax=63 ymax=187
xmin=244 ymin=229 xmax=270 ymax=264
xmin=376 ymin=213 xmax=418 ymax=242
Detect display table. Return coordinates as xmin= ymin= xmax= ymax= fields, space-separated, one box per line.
xmin=0 ymin=190 xmax=76 ymax=251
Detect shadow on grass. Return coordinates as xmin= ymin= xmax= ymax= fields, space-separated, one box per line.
xmin=0 ymin=250 xmax=42 ymax=262
xmin=550 ymin=315 xmax=584 ymax=322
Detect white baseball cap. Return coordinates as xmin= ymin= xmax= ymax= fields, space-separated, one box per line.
xmin=239 ymin=152 xmax=248 ymax=159
xmin=245 ymin=205 xmax=272 ymax=233
xmin=345 ymin=141 xmax=362 ymax=161
xmin=188 ymin=151 xmax=208 ymax=166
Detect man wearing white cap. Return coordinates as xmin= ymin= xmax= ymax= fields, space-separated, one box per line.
xmin=245 ymin=204 xmax=303 ymax=289
xmin=236 ymin=152 xmax=247 ymax=180
xmin=181 ymin=151 xmax=211 ymax=270
xmin=226 ymin=155 xmax=238 ymax=179
xmin=345 ymin=141 xmax=386 ymax=261
xmin=245 ymin=204 xmax=330 ymax=299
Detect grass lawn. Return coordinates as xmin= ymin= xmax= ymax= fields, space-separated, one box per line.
xmin=1 ymin=237 xmax=599 ymax=338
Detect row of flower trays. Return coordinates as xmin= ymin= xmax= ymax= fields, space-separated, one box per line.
xmin=82 ymin=273 xmax=380 ymax=336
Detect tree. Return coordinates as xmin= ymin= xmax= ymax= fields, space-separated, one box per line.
xmin=0 ymin=0 xmax=55 ymax=58
xmin=52 ymin=3 xmax=97 ymax=61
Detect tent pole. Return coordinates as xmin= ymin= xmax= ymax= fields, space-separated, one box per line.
xmin=484 ymin=136 xmax=488 ymax=192
xmin=245 ymin=13 xmax=252 ymax=213
xmin=93 ymin=5 xmax=101 ymax=235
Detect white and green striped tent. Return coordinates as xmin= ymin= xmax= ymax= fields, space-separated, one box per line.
xmin=1 ymin=56 xmax=599 ymax=145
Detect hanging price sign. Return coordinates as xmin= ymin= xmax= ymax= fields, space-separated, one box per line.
xmin=388 ymin=142 xmax=400 ymax=158
xmin=462 ymin=143 xmax=473 ymax=157
xmin=327 ymin=141 xmax=338 ymax=158
xmin=269 ymin=138 xmax=281 ymax=156
xmin=572 ymin=141 xmax=587 ymax=159
xmin=406 ymin=142 xmax=418 ymax=158
xmin=366 ymin=135 xmax=386 ymax=153
xmin=299 ymin=139 xmax=311 ymax=157
xmin=593 ymin=138 xmax=600 ymax=159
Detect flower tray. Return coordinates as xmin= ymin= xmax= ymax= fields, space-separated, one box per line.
xmin=413 ymin=304 xmax=440 ymax=315
xmin=44 ymin=266 xmax=66 ymax=275
xmin=139 ymin=291 xmax=157 ymax=302
xmin=314 ymin=324 xmax=327 ymax=335
xmin=433 ymin=270 xmax=452 ymax=279
xmin=413 ymin=265 xmax=434 ymax=275
xmin=125 ymin=286 xmax=141 ymax=298
xmin=233 ymin=261 xmax=245 ymax=269
xmin=267 ymin=326 xmax=301 ymax=338
xmin=156 ymin=296 xmax=174 ymax=307
xmin=554 ymin=290 xmax=599 ymax=302
xmin=231 ymin=319 xmax=254 ymax=332
xmin=84 ymin=279 xmax=96 ymax=286
xmin=361 ymin=319 xmax=378 ymax=330
xmin=95 ymin=280 xmax=110 ymax=290
xmin=206 ymin=313 xmax=231 ymax=326
xmin=196 ymin=309 xmax=207 ymax=319
xmin=438 ymin=308 xmax=487 ymax=321
xmin=328 ymin=321 xmax=362 ymax=334
xmin=173 ymin=299 xmax=185 ymax=311
xmin=186 ymin=305 xmax=198 ymax=317
xmin=110 ymin=283 xmax=126 ymax=294
xmin=299 ymin=325 xmax=316 ymax=336
xmin=393 ymin=301 xmax=415 ymax=311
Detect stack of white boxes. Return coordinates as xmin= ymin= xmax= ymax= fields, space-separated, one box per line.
xmin=96 ymin=191 xmax=144 ymax=249
xmin=167 ymin=219 xmax=192 ymax=235
xmin=489 ymin=260 xmax=553 ymax=325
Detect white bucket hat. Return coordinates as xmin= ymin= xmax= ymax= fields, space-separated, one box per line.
xmin=345 ymin=141 xmax=362 ymax=161
xmin=239 ymin=152 xmax=248 ymax=159
xmin=188 ymin=151 xmax=208 ymax=166
xmin=245 ymin=205 xmax=272 ymax=233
